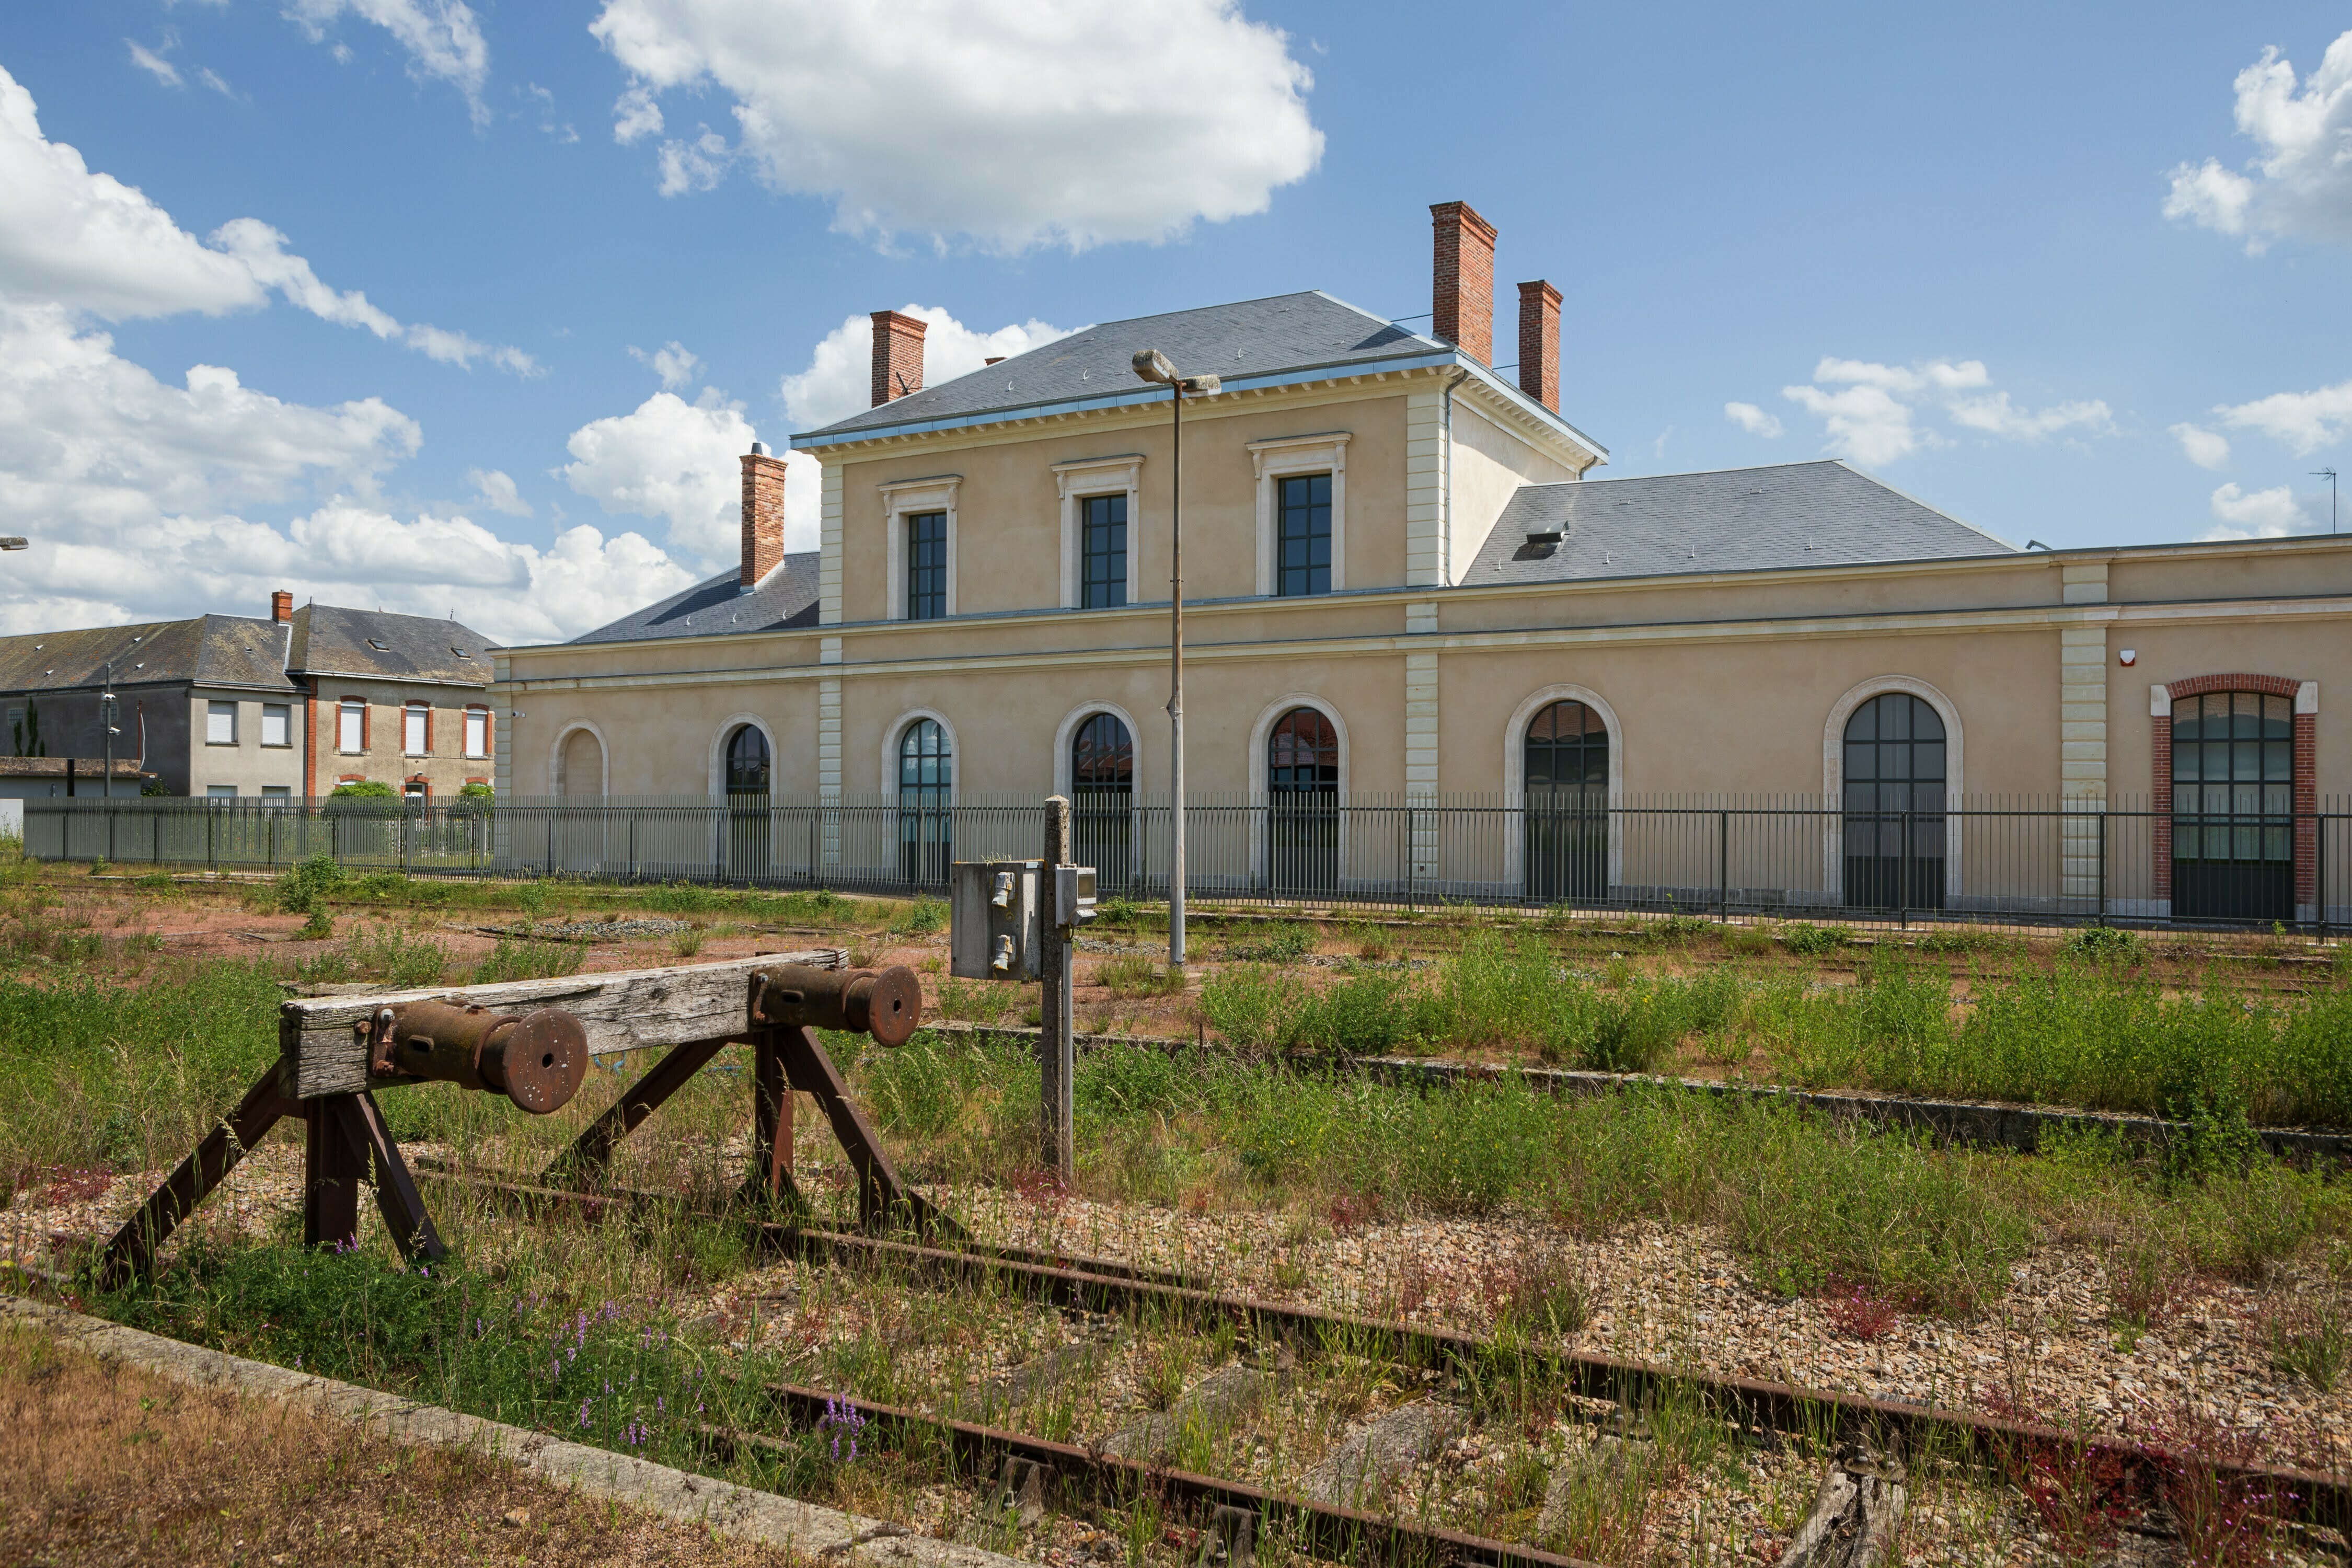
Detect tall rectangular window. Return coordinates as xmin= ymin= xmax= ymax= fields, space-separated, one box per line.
xmin=403 ymin=702 xmax=429 ymax=756
xmin=906 ymin=510 xmax=947 ymax=620
xmin=338 ymin=699 xmax=365 ymax=753
xmin=463 ymin=708 xmax=488 ymax=758
xmin=206 ymin=701 xmax=237 ymax=745
xmin=1079 ymin=493 xmax=1127 ymax=609
xmin=1275 ymin=473 xmax=1332 ymax=597
xmin=261 ymin=704 xmax=290 ymax=747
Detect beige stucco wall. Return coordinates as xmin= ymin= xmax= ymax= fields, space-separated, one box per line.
xmin=186 ymin=687 xmax=305 ymax=798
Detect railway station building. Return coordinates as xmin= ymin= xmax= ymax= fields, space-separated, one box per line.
xmin=492 ymin=201 xmax=2352 ymax=927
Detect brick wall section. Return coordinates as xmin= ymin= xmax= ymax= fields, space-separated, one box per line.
xmin=869 ymin=311 xmax=927 ymax=407
xmin=740 ymin=449 xmax=788 ymax=586
xmin=2149 ymin=673 xmax=2315 ymax=905
xmin=1429 ymin=201 xmax=1496 ymax=365
xmin=1516 ymin=280 xmax=1561 ymax=411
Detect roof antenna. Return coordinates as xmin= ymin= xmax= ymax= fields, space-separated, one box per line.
xmin=2315 ymin=468 xmax=2339 ymax=534
xmin=2026 ymin=539 xmax=2051 ymax=550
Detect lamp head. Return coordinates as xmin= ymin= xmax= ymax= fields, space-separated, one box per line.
xmin=1131 ymin=348 xmax=1177 ymax=386
xmin=1178 ymin=374 xmax=1221 ymax=397
xmin=0 ymin=537 xmax=26 ymax=552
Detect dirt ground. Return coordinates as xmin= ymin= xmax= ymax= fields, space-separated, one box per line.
xmin=0 ymin=1317 xmax=800 ymax=1567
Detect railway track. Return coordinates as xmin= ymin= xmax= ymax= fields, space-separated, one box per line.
xmin=423 ymin=1164 xmax=2352 ymax=1546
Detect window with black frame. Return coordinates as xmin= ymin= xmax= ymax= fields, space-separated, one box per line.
xmin=1275 ymin=474 xmax=1331 ymax=597
xmin=1524 ymin=699 xmax=1608 ymax=903
xmin=723 ymin=724 xmax=770 ymax=883
xmin=897 ymin=718 xmax=952 ymax=886
xmin=906 ymin=511 xmax=947 ymax=620
xmin=2172 ymin=691 xmax=2294 ymax=922
xmin=1267 ymin=706 xmax=1339 ymax=892
xmin=1841 ymin=693 xmax=1947 ymax=910
xmin=1079 ymin=493 xmax=1127 ymax=609
xmin=1071 ymin=711 xmax=1133 ymax=891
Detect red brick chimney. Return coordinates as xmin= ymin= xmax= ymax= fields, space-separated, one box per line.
xmin=271 ymin=589 xmax=294 ymax=623
xmin=1430 ymin=201 xmax=1497 ymax=365
xmin=1517 ymin=280 xmax=1561 ymax=411
xmin=740 ymin=443 xmax=787 ymax=587
xmin=870 ymin=310 xmax=927 ymax=407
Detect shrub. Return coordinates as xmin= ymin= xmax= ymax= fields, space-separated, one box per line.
xmin=1780 ymin=921 xmax=1851 ymax=956
xmin=327 ymin=780 xmax=396 ymax=799
xmin=275 ymin=853 xmax=345 ymax=916
xmin=2062 ymin=924 xmax=2142 ymax=962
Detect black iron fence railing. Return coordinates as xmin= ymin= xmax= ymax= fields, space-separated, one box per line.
xmin=17 ymin=793 xmax=2351 ymax=933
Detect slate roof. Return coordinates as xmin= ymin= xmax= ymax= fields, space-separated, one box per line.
xmin=0 ymin=616 xmax=298 ymax=693
xmin=1457 ymin=460 xmax=2017 ymax=588
xmin=289 ymin=603 xmax=494 ymax=687
xmin=569 ymin=552 xmax=821 ymax=645
xmin=799 ymin=292 xmax=1439 ymax=441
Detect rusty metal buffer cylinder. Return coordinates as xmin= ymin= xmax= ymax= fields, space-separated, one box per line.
xmin=365 ymin=999 xmax=590 ymax=1114
xmin=950 ymin=860 xmax=1041 ymax=981
xmin=750 ymin=963 xmax=924 ymax=1047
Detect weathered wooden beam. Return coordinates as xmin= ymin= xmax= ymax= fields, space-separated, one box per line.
xmin=282 ymin=950 xmax=841 ymax=1099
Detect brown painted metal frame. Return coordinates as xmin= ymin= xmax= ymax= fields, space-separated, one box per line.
xmin=544 ymin=1025 xmax=964 ymax=1243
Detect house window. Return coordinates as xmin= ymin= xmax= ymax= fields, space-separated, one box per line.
xmin=261 ymin=786 xmax=291 ymax=804
xmin=206 ymin=785 xmax=237 ymax=799
xmin=1266 ymin=707 xmax=1339 ymax=892
xmin=1524 ymin=700 xmax=1609 ymax=902
xmin=1842 ymin=693 xmax=1947 ymax=912
xmin=403 ymin=777 xmax=428 ymax=800
xmin=724 ymin=724 xmax=770 ymax=795
xmin=463 ymin=707 xmax=489 ymax=758
xmin=2172 ymin=691 xmax=2295 ymax=922
xmin=338 ymin=699 xmax=365 ymax=754
xmin=907 ymin=511 xmax=948 ymax=620
xmin=206 ymin=701 xmax=237 ymax=745
xmin=1275 ymin=474 xmax=1332 ymax=597
xmin=261 ymin=704 xmax=290 ymax=747
xmin=1079 ymin=494 xmax=1128 ymax=609
xmin=403 ymin=702 xmax=429 ymax=756
xmin=897 ymin=718 xmax=953 ymax=884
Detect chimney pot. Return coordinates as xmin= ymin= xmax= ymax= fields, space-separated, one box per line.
xmin=1429 ymin=200 xmax=1498 ymax=364
xmin=870 ymin=310 xmax=928 ymax=407
xmin=1516 ymin=280 xmax=1562 ymax=412
xmin=740 ymin=447 xmax=788 ymax=588
xmin=271 ymin=589 xmax=294 ymax=624
xmin=984 ymin=356 xmax=1005 ymax=366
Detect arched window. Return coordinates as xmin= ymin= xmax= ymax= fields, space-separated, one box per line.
xmin=1070 ymin=712 xmax=1133 ymax=889
xmin=1266 ymin=707 xmax=1339 ymax=892
xmin=2172 ymin=690 xmax=2295 ymax=921
xmin=1524 ymin=700 xmax=1608 ymax=901
xmin=721 ymin=724 xmax=769 ymax=883
xmin=897 ymin=719 xmax=952 ymax=885
xmin=724 ymin=724 xmax=770 ymax=795
xmin=1841 ymin=693 xmax=1946 ymax=910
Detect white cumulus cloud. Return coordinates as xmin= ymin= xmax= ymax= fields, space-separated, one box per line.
xmin=1769 ymin=356 xmax=2113 ymax=467
xmin=589 ymin=0 xmax=1324 ymax=251
xmin=0 ymin=65 xmax=533 ymax=373
xmin=562 ymin=388 xmax=757 ymax=567
xmin=1723 ymin=401 xmax=1782 ymax=439
xmin=466 ymin=467 xmax=532 ymax=516
xmin=2170 ymin=423 xmax=2232 ymax=470
xmin=287 ymin=0 xmax=492 ymax=126
xmin=629 ymin=340 xmax=700 ymax=389
xmin=2165 ymin=31 xmax=2352 ymax=252
xmin=2203 ymin=481 xmax=2313 ymax=539
xmin=2212 ymin=378 xmax=2352 ymax=454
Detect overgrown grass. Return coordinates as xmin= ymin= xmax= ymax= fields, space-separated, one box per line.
xmin=470 ymin=937 xmax=586 ymax=985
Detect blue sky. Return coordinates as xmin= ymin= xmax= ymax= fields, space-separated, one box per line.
xmin=0 ymin=2 xmax=2347 ymax=645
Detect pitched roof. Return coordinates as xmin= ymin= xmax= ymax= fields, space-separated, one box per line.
xmin=0 ymin=615 xmax=297 ymax=694
xmin=568 ymin=552 xmax=821 ymax=645
xmin=289 ymin=604 xmax=494 ymax=686
xmin=799 ymin=292 xmax=1444 ymax=442
xmin=1456 ymin=460 xmax=2017 ymax=589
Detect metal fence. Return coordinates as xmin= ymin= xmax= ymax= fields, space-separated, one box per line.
xmin=21 ymin=792 xmax=2352 ymax=933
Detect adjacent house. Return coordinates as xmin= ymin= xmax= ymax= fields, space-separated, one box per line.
xmin=467 ymin=193 xmax=2342 ymax=923
xmin=0 ymin=593 xmax=497 ymax=799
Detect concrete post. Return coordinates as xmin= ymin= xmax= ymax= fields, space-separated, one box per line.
xmin=1040 ymin=794 xmax=1075 ymax=1181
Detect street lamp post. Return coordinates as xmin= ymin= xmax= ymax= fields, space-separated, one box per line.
xmin=1131 ymin=351 xmax=1219 ymax=971
xmin=99 ymin=662 xmax=119 ymax=801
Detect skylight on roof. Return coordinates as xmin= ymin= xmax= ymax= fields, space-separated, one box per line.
xmin=367 ymin=638 xmax=389 ymax=651
xmin=452 ymin=647 xmax=472 ymax=659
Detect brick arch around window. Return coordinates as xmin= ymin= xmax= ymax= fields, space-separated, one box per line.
xmin=2150 ymin=673 xmax=2319 ymax=910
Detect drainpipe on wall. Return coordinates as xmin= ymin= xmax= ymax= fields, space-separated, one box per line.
xmin=1439 ymin=368 xmax=1470 ymax=587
